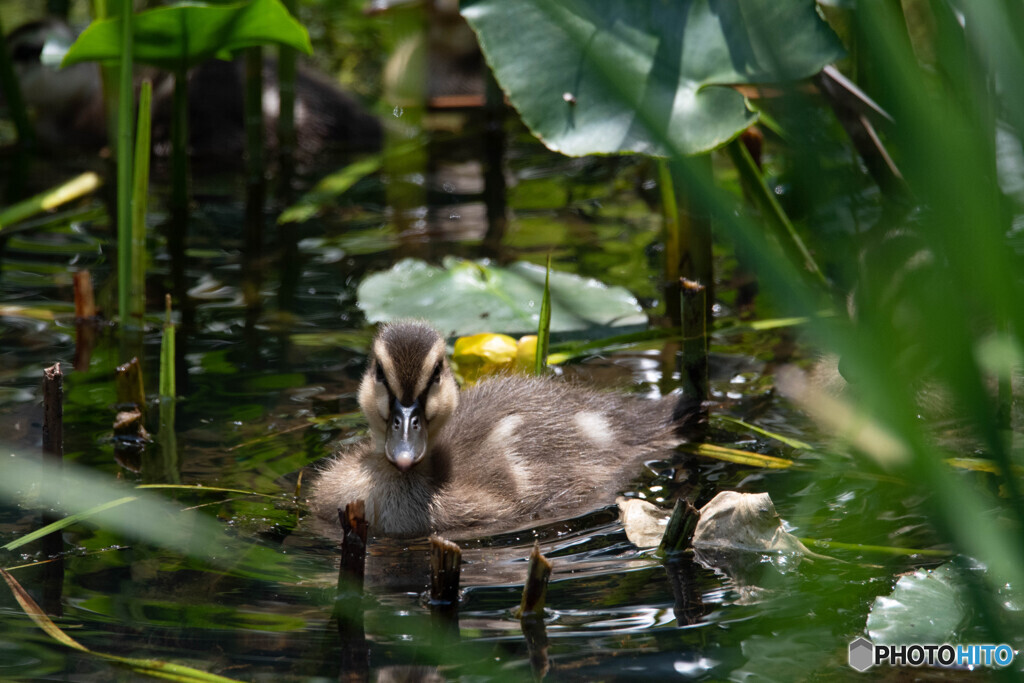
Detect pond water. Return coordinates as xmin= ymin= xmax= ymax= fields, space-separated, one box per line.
xmin=0 ymin=5 xmax=1009 ymax=682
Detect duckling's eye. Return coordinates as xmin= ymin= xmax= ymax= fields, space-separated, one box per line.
xmin=375 ymin=362 xmax=385 ymax=384
xmin=429 ymin=362 xmax=442 ymax=385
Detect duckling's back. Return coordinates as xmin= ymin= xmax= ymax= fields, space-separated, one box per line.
xmin=427 ymin=374 xmax=679 ymax=531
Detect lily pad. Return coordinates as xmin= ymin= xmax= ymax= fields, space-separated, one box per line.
xmin=63 ymin=0 xmax=312 ymax=70
xmin=461 ymin=0 xmax=843 ymax=156
xmin=865 ymin=562 xmax=968 ymax=645
xmin=356 ymin=257 xmax=647 ymax=336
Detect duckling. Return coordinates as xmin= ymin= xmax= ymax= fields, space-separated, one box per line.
xmin=5 ymin=18 xmax=381 ymax=163
xmin=308 ymin=321 xmax=695 ymax=538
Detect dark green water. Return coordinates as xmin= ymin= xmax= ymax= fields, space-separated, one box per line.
xmin=0 ymin=4 xmax=1002 ymax=681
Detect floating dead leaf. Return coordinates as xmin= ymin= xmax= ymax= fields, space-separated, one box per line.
xmin=616 ymin=496 xmax=669 ymax=549
xmin=693 ymin=491 xmax=812 ymax=556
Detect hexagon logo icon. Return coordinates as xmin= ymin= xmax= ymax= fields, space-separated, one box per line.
xmin=848 ymin=637 xmax=874 ymax=672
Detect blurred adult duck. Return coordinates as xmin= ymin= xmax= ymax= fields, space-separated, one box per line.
xmin=5 ymin=18 xmax=381 ymax=166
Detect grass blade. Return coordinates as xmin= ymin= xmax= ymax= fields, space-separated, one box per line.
xmin=2 ymin=568 xmax=243 ymax=681
xmin=1 ymin=496 xmax=138 ymax=552
xmin=680 ymin=442 xmax=794 ymax=469
xmin=1 ymin=569 xmax=86 ymax=650
xmin=533 ymin=253 xmax=552 ymax=374
xmin=713 ymin=415 xmax=813 ymax=450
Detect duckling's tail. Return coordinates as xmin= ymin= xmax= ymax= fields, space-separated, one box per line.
xmin=670 ymin=392 xmax=706 ymax=438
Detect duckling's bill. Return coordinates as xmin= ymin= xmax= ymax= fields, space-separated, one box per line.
xmin=386 ymin=397 xmax=427 ymax=471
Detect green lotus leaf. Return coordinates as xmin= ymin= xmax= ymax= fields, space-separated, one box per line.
xmin=63 ymin=0 xmax=312 ymax=70
xmin=461 ymin=0 xmax=843 ymax=156
xmin=865 ymin=562 xmax=967 ymax=645
xmin=357 ymin=257 xmax=647 ymax=336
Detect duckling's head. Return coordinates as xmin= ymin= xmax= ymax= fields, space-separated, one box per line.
xmin=358 ymin=321 xmax=459 ymax=471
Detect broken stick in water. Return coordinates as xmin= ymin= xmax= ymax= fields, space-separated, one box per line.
xmin=658 ymin=497 xmax=701 ymax=556
xmin=680 ymin=278 xmax=708 ymax=419
xmin=514 ymin=541 xmax=552 ymax=618
xmin=429 ymin=535 xmax=462 ymax=607
xmin=41 ymin=363 xmax=65 ymax=616
xmin=337 ymin=500 xmax=368 ymax=591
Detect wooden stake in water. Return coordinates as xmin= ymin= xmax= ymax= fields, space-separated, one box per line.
xmin=429 ymin=535 xmax=462 ymax=607
xmin=116 ymin=357 xmax=146 ymax=411
xmin=514 ymin=541 xmax=552 ymax=618
xmin=41 ymin=362 xmax=65 ymax=616
xmin=337 ymin=501 xmax=368 ymax=591
xmin=73 ymin=271 xmax=96 ymax=320
xmin=680 ymin=278 xmax=709 ymax=415
xmin=73 ymin=271 xmax=97 ymax=372
xmin=42 ymin=363 xmax=63 ymax=466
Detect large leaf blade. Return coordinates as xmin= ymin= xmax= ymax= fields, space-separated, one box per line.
xmin=462 ymin=0 xmax=843 ymax=156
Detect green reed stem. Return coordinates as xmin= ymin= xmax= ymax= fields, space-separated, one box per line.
xmin=116 ymin=1 xmax=135 ymax=325
xmin=726 ymin=137 xmax=827 ymax=290
xmin=159 ymin=294 xmax=175 ymax=399
xmin=130 ymin=79 xmax=151 ymax=324
xmin=534 ymin=253 xmax=552 ymax=374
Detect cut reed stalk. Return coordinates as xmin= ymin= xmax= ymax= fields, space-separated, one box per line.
xmin=338 ymin=501 xmax=368 ymax=590
xmin=429 ymin=535 xmax=462 ymax=607
xmin=41 ymin=363 xmax=65 ymax=615
xmin=116 ymin=357 xmax=145 ymax=412
xmin=658 ymin=498 xmax=700 ymax=556
xmin=73 ymin=271 xmax=97 ymax=320
xmin=680 ymin=278 xmax=709 ymax=413
xmin=42 ymin=363 xmax=63 ymax=465
xmin=514 ymin=541 xmax=552 ymax=618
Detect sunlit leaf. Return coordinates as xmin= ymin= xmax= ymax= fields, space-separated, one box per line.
xmin=278 ymin=153 xmax=383 ymax=224
xmin=865 ymin=562 xmax=967 ymax=645
xmin=462 ymin=0 xmax=843 ymax=156
xmin=63 ymin=0 xmax=312 ymax=70
xmin=357 ymin=257 xmax=647 ymax=336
